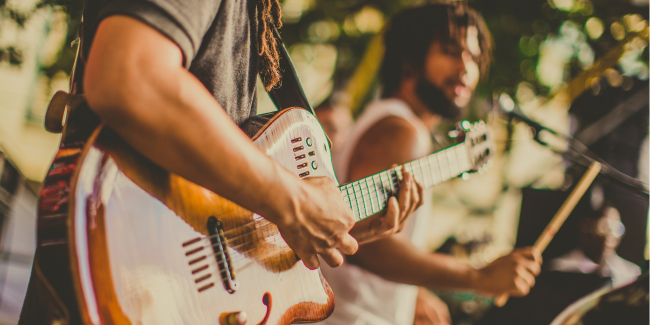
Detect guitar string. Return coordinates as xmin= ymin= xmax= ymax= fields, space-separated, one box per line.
xmin=193 ymin=232 xmax=295 ymax=271
xmin=186 ymin=146 xmax=469 ymax=255
xmin=200 ymin=169 xmax=462 ymax=260
xmin=185 ymin=146 xmax=480 ymax=271
xmin=200 ymin=146 xmax=467 ymax=244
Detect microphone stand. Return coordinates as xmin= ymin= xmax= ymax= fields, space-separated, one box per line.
xmin=502 ymin=105 xmax=649 ymax=195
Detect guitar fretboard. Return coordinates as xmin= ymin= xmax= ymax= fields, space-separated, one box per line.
xmin=339 ymin=143 xmax=471 ymax=221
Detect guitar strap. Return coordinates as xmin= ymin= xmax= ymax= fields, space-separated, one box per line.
xmin=45 ymin=20 xmax=314 ymax=139
xmin=267 ymin=25 xmax=315 ymax=115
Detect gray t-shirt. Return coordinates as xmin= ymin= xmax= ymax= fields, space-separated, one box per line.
xmin=82 ymin=0 xmax=259 ymax=126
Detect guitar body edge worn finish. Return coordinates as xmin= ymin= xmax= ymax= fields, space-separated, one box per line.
xmin=67 ymin=108 xmax=336 ymax=325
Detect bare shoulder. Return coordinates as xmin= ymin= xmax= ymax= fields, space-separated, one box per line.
xmin=347 ymin=116 xmax=421 ymax=181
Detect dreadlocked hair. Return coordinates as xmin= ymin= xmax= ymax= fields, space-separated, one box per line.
xmin=257 ymin=0 xmax=283 ymax=91
xmin=380 ymin=1 xmax=494 ymax=98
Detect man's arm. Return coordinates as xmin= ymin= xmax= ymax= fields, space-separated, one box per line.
xmin=348 ymin=235 xmax=540 ymax=296
xmin=346 ymin=116 xmax=541 ymax=296
xmin=83 ymin=15 xmax=357 ymax=269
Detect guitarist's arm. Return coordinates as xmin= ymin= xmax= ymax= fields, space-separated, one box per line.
xmin=346 ymin=115 xmax=542 ymax=297
xmin=348 ymin=235 xmax=541 ymax=297
xmin=84 ymin=15 xmax=358 ymax=270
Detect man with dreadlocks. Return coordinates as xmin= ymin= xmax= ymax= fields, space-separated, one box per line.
xmin=18 ymin=0 xmax=424 ymax=324
xmin=317 ymin=3 xmax=542 ymax=325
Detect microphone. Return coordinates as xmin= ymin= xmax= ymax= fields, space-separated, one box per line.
xmin=496 ymin=93 xmax=562 ymax=147
xmin=494 ymin=93 xmax=649 ymax=194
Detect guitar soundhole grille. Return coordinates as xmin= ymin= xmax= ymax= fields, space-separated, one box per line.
xmin=183 ymin=236 xmax=215 ymax=293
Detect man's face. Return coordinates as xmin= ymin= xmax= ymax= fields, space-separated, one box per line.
xmin=421 ymin=40 xmax=479 ymax=107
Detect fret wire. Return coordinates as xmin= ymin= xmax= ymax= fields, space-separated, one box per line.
xmin=358 ymin=180 xmax=370 ymax=219
xmin=353 ymin=182 xmax=363 ymax=220
xmin=437 ymin=151 xmax=451 ymax=181
xmin=347 ymin=178 xmax=380 ymax=214
xmin=416 ymin=157 xmax=426 ymax=187
xmin=355 ymin=201 xmax=364 ymax=220
xmin=456 ymin=146 xmax=471 ymax=173
xmin=353 ymin=184 xmax=364 ymax=220
xmin=381 ymin=173 xmax=390 ymax=207
xmin=363 ymin=178 xmax=372 ymax=216
xmin=345 ymin=185 xmax=354 ymax=211
xmin=410 ymin=160 xmax=418 ymax=182
xmin=346 ymin=177 xmax=393 ymax=218
xmin=428 ymin=153 xmax=442 ymax=185
xmin=421 ymin=156 xmax=433 ymax=188
xmin=446 ymin=148 xmax=459 ymax=177
xmin=414 ymin=159 xmax=425 ymax=185
xmin=372 ymin=175 xmax=383 ymax=213
xmin=388 ymin=170 xmax=397 ymax=195
xmin=366 ymin=175 xmax=379 ymax=214
xmin=344 ymin=143 xmax=473 ymax=222
xmin=379 ymin=171 xmax=391 ymax=200
xmin=368 ymin=177 xmax=377 ymax=214
xmin=405 ymin=162 xmax=414 ymax=179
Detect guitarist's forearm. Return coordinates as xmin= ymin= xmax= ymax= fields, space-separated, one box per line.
xmin=347 ymin=235 xmax=539 ymax=296
xmin=84 ymin=15 xmax=300 ymax=225
xmin=347 ymin=235 xmax=481 ymax=292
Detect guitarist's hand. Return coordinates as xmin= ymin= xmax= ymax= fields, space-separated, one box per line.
xmin=349 ymin=170 xmax=423 ymax=244
xmin=276 ymin=176 xmax=358 ymax=270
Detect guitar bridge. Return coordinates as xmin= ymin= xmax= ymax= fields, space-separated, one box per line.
xmin=207 ymin=217 xmax=238 ymax=294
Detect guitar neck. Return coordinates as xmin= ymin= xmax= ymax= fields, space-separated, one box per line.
xmin=339 ymin=143 xmax=472 ymax=222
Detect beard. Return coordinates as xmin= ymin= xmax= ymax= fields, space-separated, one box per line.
xmin=415 ymin=78 xmax=462 ymax=120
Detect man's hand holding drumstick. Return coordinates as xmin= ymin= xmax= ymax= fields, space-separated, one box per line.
xmin=493 ymin=162 xmax=602 ymax=307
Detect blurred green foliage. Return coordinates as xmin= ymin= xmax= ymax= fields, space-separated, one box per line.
xmin=1 ymin=0 xmax=647 ymax=103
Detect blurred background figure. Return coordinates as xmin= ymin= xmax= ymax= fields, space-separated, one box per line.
xmin=314 ymin=96 xmax=353 ymax=154
xmin=318 ymin=3 xmax=542 ymax=325
xmin=551 ymin=204 xmax=640 ymax=287
xmin=478 ymin=200 xmax=641 ymax=325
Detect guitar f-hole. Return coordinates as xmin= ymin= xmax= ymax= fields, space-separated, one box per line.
xmin=257 ymin=292 xmax=272 ymax=325
xmin=218 ymin=292 xmax=272 ymax=325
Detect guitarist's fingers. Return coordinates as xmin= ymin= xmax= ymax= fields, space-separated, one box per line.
xmin=320 ymin=248 xmax=345 ymax=268
xmin=337 ymin=233 xmax=359 ymax=255
xmin=414 ymin=179 xmax=424 ymax=210
xmin=301 ymin=254 xmax=321 ymax=270
xmin=383 ymin=196 xmax=399 ymax=233
xmin=407 ymin=177 xmax=421 ymax=216
xmin=398 ymin=172 xmax=412 ymax=219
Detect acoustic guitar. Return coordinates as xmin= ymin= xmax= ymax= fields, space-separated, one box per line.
xmin=37 ymin=105 xmax=493 ymax=325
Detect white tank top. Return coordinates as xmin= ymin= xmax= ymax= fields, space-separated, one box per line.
xmin=318 ymin=99 xmax=433 ymax=325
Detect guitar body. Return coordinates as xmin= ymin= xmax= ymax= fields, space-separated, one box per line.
xmin=40 ymin=107 xmax=336 ymax=325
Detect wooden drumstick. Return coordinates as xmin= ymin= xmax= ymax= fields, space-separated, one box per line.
xmin=494 ymin=161 xmax=602 ymax=307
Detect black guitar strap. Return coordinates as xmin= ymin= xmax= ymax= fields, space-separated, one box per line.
xmin=266 ymin=26 xmax=315 ymax=115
